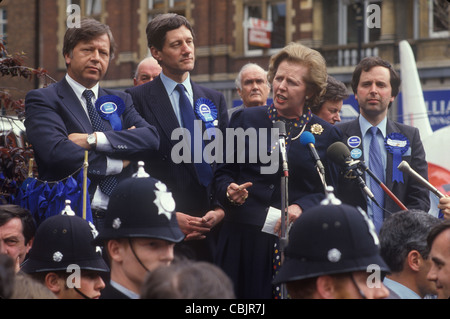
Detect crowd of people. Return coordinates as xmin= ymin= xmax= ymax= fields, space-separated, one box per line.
xmin=1 ymin=13 xmax=449 ymax=300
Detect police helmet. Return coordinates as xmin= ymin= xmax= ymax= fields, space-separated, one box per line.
xmin=92 ymin=163 xmax=185 ymax=245
xmin=273 ymin=203 xmax=390 ymax=285
xmin=21 ymin=214 xmax=109 ymax=274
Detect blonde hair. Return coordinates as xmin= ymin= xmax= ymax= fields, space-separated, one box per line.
xmin=267 ymin=42 xmax=327 ymax=107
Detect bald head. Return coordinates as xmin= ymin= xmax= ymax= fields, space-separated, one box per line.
xmin=134 ymin=57 xmax=162 ymax=86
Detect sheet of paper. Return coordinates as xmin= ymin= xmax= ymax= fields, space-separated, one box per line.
xmin=261 ymin=206 xmax=282 ymax=236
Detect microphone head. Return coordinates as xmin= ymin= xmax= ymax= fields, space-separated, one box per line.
xmin=327 ymin=141 xmax=352 ymax=167
xmin=397 ymin=160 xmax=411 ymax=172
xmin=273 ymin=121 xmax=286 ymax=136
xmin=300 ymin=131 xmax=315 ymax=146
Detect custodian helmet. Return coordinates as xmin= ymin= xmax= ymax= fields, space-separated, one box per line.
xmin=273 ymin=203 xmax=390 ymax=285
xmin=21 ymin=214 xmax=109 ymax=274
xmin=93 ymin=163 xmax=184 ymax=245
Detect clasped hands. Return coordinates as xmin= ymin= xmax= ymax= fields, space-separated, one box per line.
xmin=176 ymin=208 xmax=225 ymax=241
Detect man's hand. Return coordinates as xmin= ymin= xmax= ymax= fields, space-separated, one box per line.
xmin=177 ymin=208 xmax=225 ymax=241
xmin=438 ymin=195 xmax=450 ymax=220
xmin=68 ymin=133 xmax=90 ymax=149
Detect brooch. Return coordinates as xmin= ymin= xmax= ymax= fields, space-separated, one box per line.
xmin=310 ymin=124 xmax=324 ymax=135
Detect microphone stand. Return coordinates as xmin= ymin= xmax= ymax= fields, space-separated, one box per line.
xmin=316 ymin=165 xmax=328 ymax=194
xmin=279 ymin=131 xmax=289 ymax=300
xmin=357 ymin=161 xmax=407 ymax=211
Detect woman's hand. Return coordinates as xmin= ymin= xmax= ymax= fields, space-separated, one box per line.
xmin=226 ymin=182 xmax=253 ymax=206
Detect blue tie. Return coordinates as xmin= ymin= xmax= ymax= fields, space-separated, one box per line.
xmin=175 ymin=84 xmax=213 ymax=187
xmin=83 ymin=89 xmax=118 ymax=196
xmin=369 ymin=126 xmax=384 ymax=232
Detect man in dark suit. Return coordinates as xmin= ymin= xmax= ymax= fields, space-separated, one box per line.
xmin=126 ymin=13 xmax=228 ymax=262
xmin=335 ymin=57 xmax=430 ymax=231
xmin=24 ymin=19 xmax=159 ymax=228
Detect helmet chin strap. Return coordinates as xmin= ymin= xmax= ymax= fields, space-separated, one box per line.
xmin=74 ymin=287 xmax=92 ymax=299
xmin=128 ymin=238 xmax=150 ymax=272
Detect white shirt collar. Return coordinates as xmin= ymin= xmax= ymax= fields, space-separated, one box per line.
xmin=65 ymin=74 xmax=100 ymax=100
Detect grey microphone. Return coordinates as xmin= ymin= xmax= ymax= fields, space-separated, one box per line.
xmin=273 ymin=121 xmax=288 ymax=175
xmin=397 ymin=160 xmax=444 ymax=198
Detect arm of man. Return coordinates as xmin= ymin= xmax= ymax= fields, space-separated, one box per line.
xmin=24 ymin=88 xmax=109 ymax=181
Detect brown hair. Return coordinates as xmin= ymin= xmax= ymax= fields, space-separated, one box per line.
xmin=63 ymin=18 xmax=116 ymax=61
xmin=351 ymin=56 xmax=401 ymax=97
xmin=0 ymin=204 xmax=36 ymax=245
xmin=312 ymin=75 xmax=349 ymax=113
xmin=141 ymin=260 xmax=235 ymax=299
xmin=146 ymin=13 xmax=195 ymax=51
xmin=267 ymin=42 xmax=327 ymax=107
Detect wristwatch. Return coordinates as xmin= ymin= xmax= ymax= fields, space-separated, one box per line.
xmin=87 ymin=133 xmax=97 ymax=149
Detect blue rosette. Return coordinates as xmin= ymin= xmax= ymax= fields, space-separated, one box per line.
xmin=385 ymin=132 xmax=410 ymax=183
xmin=194 ymin=98 xmax=218 ymax=138
xmin=95 ymin=95 xmax=126 ymax=131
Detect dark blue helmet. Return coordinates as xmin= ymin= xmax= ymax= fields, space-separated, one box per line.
xmin=273 ymin=203 xmax=390 ymax=285
xmin=93 ymin=163 xmax=185 ymax=245
xmin=21 ymin=214 xmax=109 ymax=274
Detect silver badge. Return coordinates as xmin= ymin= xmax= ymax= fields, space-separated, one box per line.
xmin=89 ymin=221 xmax=99 ymax=239
xmin=327 ymin=248 xmax=341 ymax=263
xmin=112 ymin=218 xmax=121 ymax=230
xmin=154 ymin=181 xmax=176 ymax=220
xmin=53 ymin=251 xmax=63 ymax=262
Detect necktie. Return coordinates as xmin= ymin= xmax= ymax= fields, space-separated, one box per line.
xmin=175 ymin=84 xmax=213 ymax=187
xmin=369 ymin=126 xmax=384 ymax=232
xmin=83 ymin=89 xmax=118 ymax=196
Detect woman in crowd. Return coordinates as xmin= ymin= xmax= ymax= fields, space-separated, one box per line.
xmin=213 ymin=42 xmax=343 ymax=299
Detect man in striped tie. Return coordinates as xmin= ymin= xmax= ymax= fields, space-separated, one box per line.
xmin=336 ymin=56 xmax=430 ymax=230
xmin=24 ymin=18 xmax=159 ymax=229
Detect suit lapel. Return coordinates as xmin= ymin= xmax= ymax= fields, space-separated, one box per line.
xmin=148 ymin=78 xmax=182 ymax=146
xmin=149 ymin=78 xmax=199 ymax=180
xmin=57 ymin=78 xmax=92 ymax=132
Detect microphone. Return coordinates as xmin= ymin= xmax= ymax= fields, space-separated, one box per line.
xmin=299 ymin=131 xmax=325 ymax=176
xmin=273 ymin=121 xmax=288 ymax=176
xmin=327 ymin=141 xmax=408 ymax=211
xmin=398 ymin=160 xmax=444 ymax=199
xmin=327 ymin=141 xmax=377 ymax=204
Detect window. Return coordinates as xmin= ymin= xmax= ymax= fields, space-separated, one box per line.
xmin=338 ymin=0 xmax=381 ymax=45
xmin=66 ymin=0 xmax=102 ymax=19
xmin=429 ymin=0 xmax=450 ymax=38
xmin=323 ymin=0 xmax=381 ymax=66
xmin=0 ymin=8 xmax=7 ymax=44
xmin=243 ymin=0 xmax=286 ymax=56
xmin=85 ymin=0 xmax=102 ymax=17
xmin=147 ymin=0 xmax=187 ymax=18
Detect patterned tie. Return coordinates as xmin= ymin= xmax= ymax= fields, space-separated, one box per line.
xmin=175 ymin=84 xmax=213 ymax=187
xmin=369 ymin=126 xmax=384 ymax=232
xmin=83 ymin=89 xmax=118 ymax=196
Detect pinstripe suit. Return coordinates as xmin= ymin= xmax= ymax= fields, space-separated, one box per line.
xmin=126 ymin=76 xmax=229 ymax=261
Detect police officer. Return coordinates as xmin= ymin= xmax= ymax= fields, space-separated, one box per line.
xmin=93 ymin=163 xmax=185 ymax=299
xmin=273 ymin=198 xmax=391 ymax=299
xmin=21 ymin=210 xmax=109 ymax=299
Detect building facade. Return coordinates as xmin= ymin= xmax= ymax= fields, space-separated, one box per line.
xmin=0 ymin=0 xmax=449 ymax=115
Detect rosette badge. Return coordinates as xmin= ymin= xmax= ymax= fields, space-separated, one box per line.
xmin=195 ymin=98 xmax=218 ymax=138
xmin=385 ymin=132 xmax=410 ymax=183
xmin=95 ymin=95 xmax=126 ymax=131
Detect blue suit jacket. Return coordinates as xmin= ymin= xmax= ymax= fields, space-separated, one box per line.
xmin=24 ymin=77 xmax=159 ymax=192
xmin=213 ymin=106 xmax=343 ymax=227
xmin=335 ymin=117 xmax=430 ymax=215
xmin=126 ymin=76 xmax=229 ymax=216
